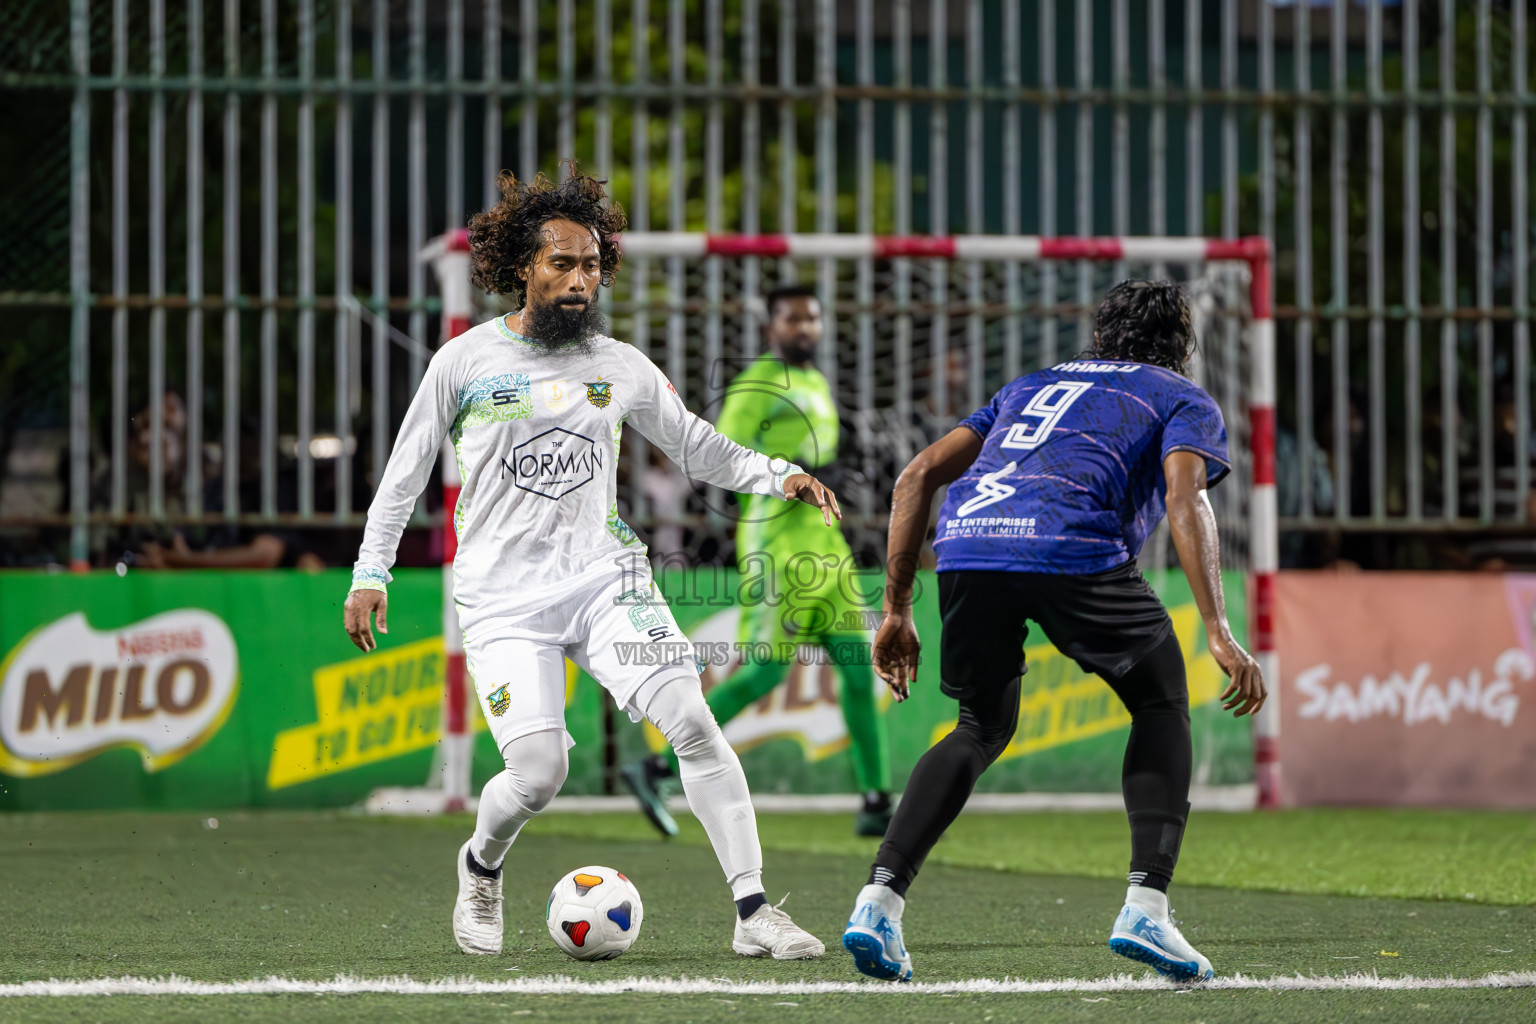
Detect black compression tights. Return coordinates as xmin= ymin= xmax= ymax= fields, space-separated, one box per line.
xmin=869 ymin=673 xmax=1021 ymax=895
xmin=871 ymin=631 xmax=1191 ymax=897
xmin=1108 ymin=632 xmax=1192 ymax=890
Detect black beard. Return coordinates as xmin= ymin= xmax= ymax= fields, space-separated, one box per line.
xmin=777 ymin=342 xmax=818 ymax=366
xmin=520 ymin=295 xmax=607 ymax=354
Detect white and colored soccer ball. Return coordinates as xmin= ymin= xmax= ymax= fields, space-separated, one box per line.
xmin=546 ymin=865 xmax=644 ymax=961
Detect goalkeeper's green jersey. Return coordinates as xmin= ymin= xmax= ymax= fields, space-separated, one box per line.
xmin=716 ymin=354 xmax=853 ymax=565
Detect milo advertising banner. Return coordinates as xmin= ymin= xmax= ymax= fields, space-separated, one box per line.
xmin=0 ymin=567 xmax=1251 ymax=811
xmin=0 ymin=571 xmax=453 ymax=810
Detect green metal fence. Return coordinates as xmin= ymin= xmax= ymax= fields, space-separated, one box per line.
xmin=1 ymin=1 xmax=1532 ymax=568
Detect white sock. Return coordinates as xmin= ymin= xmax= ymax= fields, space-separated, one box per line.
xmin=639 ymin=673 xmax=765 ymax=901
xmin=469 ymin=729 xmax=568 ymax=871
xmin=1125 ymin=884 xmax=1170 ymax=921
xmin=857 ymin=883 xmax=904 ymax=921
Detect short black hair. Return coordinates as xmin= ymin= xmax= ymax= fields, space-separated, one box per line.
xmin=763 ymin=285 xmax=820 ymax=320
xmin=1086 ymin=279 xmax=1194 ymax=374
xmin=468 ymin=166 xmax=627 ymax=305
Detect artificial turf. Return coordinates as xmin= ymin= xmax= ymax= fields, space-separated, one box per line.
xmin=0 ymin=809 xmax=1532 ymax=1023
xmin=535 ymin=805 xmax=1536 ymax=906
xmin=8 ymin=991 xmax=1536 ymax=1024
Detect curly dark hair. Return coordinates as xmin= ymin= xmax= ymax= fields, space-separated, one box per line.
xmin=764 ymin=284 xmax=819 ymax=319
xmin=468 ymin=167 xmax=628 ymax=305
xmin=1085 ymin=279 xmax=1195 ymax=374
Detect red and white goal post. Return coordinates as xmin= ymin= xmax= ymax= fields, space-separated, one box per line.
xmin=381 ymin=231 xmax=1279 ymax=814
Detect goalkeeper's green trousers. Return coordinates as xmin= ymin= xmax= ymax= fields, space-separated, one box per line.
xmin=664 ymin=632 xmax=891 ymax=794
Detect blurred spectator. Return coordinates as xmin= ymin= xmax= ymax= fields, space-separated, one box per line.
xmin=1456 ymin=383 xmax=1536 ymax=522
xmin=1447 ymin=382 xmax=1536 ymax=571
xmin=641 ymin=446 xmax=689 ymax=564
xmin=90 ymin=390 xmax=193 ymax=560
xmin=133 ymin=414 xmax=324 ymax=571
xmin=1321 ymin=384 xmax=1372 ymax=521
xmin=138 ymin=529 xmax=322 ymax=571
xmin=1276 ymin=409 xmax=1335 ymax=521
xmin=1276 ymin=388 xmax=1338 ymax=569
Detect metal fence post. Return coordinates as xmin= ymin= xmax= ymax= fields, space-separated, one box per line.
xmin=68 ymin=0 xmax=91 ymax=569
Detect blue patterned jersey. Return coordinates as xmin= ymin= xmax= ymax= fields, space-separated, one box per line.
xmin=933 ymin=359 xmax=1230 ymax=575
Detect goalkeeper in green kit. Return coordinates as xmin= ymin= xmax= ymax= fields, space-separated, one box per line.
xmin=622 ymin=285 xmax=893 ymax=837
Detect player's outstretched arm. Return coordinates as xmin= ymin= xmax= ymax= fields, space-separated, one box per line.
xmin=624 ymin=350 xmax=815 ymax=502
xmin=343 ymin=351 xmax=458 ymax=652
xmin=1164 ymin=449 xmax=1267 ymax=717
xmin=874 ymin=427 xmax=983 ymax=701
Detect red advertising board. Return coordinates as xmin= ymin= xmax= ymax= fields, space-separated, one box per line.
xmin=1276 ymin=572 xmax=1536 ymax=807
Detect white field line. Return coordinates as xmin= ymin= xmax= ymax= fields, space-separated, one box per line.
xmin=3 ymin=972 xmax=1534 ymax=998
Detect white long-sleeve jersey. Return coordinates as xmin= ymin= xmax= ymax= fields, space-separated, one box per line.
xmin=352 ymin=315 xmax=801 ymax=640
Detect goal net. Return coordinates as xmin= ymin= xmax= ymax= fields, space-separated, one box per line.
xmin=606 ymin=238 xmax=1261 ymax=574
xmin=386 ymin=232 xmax=1279 ymax=814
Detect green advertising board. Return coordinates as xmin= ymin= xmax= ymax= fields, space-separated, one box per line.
xmin=0 ymin=570 xmax=448 ymax=810
xmin=0 ymin=567 xmax=1250 ymax=811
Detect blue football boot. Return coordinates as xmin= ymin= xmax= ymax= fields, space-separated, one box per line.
xmin=842 ymin=884 xmax=913 ymax=982
xmin=1108 ymin=888 xmax=1214 ymax=982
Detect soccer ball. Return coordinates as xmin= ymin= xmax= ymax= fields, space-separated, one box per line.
xmin=546 ymin=865 xmax=644 ymax=961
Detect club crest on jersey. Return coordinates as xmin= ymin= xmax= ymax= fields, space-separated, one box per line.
xmin=486 ymin=684 xmax=510 ymax=717
xmin=584 ymin=378 xmax=613 ymax=409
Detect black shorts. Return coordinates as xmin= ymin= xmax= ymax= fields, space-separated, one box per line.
xmin=937 ymin=561 xmax=1174 ymax=700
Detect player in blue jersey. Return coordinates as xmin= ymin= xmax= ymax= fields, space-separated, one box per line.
xmin=841 ymin=281 xmax=1267 ymax=984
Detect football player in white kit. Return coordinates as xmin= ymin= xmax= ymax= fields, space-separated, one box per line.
xmin=343 ymin=169 xmax=835 ymax=960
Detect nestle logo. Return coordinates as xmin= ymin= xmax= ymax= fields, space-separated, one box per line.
xmin=116 ymin=628 xmax=205 ymax=661
xmin=504 ymin=427 xmax=602 ymax=499
xmin=0 ymin=610 xmax=239 ymax=777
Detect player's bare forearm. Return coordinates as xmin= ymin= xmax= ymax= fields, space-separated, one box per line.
xmin=1164 ymin=449 xmax=1267 ymax=715
xmin=883 ymin=427 xmax=984 ymax=613
xmin=882 ymin=470 xmax=933 ymax=614
xmin=1167 ymin=494 xmax=1228 ymax=636
xmin=166 ymin=534 xmax=287 ymax=569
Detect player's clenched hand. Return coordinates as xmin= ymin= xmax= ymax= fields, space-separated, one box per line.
xmin=873 ymin=613 xmax=920 ymax=702
xmin=344 ymin=590 xmax=389 ymax=653
xmin=1210 ymin=628 xmax=1266 ymax=717
xmin=782 ymin=472 xmax=843 ymax=526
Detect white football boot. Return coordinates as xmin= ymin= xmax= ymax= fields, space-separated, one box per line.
xmin=452 ymin=840 xmax=504 ymax=955
xmin=842 ymin=883 xmax=913 ymax=982
xmin=1108 ymin=885 xmax=1213 ymax=982
xmin=732 ymin=897 xmax=826 ymax=960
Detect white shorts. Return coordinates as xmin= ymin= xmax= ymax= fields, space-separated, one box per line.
xmin=463 ymin=567 xmax=695 ymax=755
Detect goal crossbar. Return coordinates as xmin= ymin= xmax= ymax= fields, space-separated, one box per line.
xmin=614 ymin=232 xmax=1269 ymax=274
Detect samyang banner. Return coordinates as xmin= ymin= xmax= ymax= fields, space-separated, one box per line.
xmin=1275 ymin=572 xmax=1536 ymax=807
